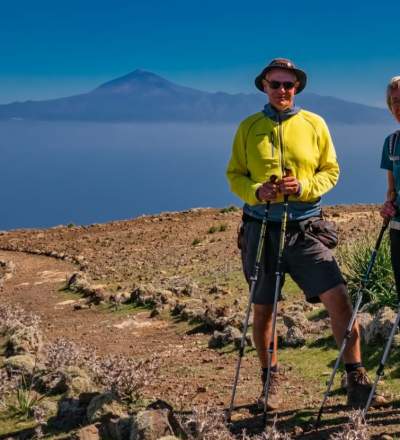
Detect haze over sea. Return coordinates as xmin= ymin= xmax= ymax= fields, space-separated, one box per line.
xmin=0 ymin=121 xmax=396 ymax=230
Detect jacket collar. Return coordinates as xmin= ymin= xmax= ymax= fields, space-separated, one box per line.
xmin=262 ymin=103 xmax=301 ymax=122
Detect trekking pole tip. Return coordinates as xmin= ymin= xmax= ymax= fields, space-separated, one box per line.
xmin=262 ymin=412 xmax=267 ymax=427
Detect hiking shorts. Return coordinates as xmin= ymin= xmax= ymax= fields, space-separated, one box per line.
xmin=239 ymin=216 xmax=345 ymax=305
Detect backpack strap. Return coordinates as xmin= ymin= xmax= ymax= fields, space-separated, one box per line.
xmin=389 ymin=130 xmax=400 ymax=157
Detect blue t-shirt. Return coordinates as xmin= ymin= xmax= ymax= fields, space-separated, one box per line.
xmin=380 ymin=130 xmax=400 ymax=222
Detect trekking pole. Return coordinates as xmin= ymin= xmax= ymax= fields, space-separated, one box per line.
xmin=314 ymin=218 xmax=389 ymax=429
xmin=227 ymin=177 xmax=277 ymax=422
xmin=262 ymin=170 xmax=292 ymax=425
xmin=363 ymin=304 xmax=400 ymax=417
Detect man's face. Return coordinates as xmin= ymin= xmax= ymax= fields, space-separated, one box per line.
xmin=391 ymin=88 xmax=400 ymax=123
xmin=262 ymin=68 xmax=298 ymax=111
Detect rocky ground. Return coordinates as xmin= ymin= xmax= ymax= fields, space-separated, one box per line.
xmin=1 ymin=205 xmax=400 ymax=439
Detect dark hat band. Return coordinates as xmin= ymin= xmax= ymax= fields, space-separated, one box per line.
xmin=254 ymin=58 xmax=307 ymax=95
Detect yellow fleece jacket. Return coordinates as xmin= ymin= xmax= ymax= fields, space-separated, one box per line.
xmin=226 ymin=110 xmax=340 ymax=205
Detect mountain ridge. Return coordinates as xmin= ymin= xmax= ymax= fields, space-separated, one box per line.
xmin=0 ymin=70 xmax=391 ymax=124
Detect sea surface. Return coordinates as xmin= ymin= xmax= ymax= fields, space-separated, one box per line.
xmin=0 ymin=120 xmax=397 ymax=230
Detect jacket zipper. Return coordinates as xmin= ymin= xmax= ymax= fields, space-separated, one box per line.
xmin=277 ymin=113 xmax=285 ymax=178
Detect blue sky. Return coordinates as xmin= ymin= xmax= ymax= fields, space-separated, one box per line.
xmin=1 ymin=0 xmax=398 ymax=107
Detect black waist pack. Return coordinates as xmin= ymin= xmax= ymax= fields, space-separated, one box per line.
xmin=299 ymin=217 xmax=338 ymax=249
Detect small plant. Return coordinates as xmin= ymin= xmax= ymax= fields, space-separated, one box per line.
xmin=208 ymin=224 xmax=227 ymax=234
xmin=8 ymin=377 xmax=42 ymax=419
xmin=44 ymin=337 xmax=88 ymax=370
xmin=329 ymin=410 xmax=369 ymax=440
xmin=183 ymin=406 xmax=233 ymax=440
xmin=67 ymin=223 xmax=75 ymax=228
xmin=91 ymin=354 xmax=158 ymax=404
xmin=192 ymin=238 xmax=202 ymax=246
xmin=183 ymin=408 xmax=291 ymax=440
xmin=338 ymin=234 xmax=396 ymax=311
xmin=220 ymin=205 xmax=239 ymax=214
xmin=5 ymin=357 xmax=45 ymax=421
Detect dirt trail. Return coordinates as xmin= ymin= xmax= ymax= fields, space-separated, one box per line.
xmin=0 ymin=250 xmax=242 ymax=408
xmin=2 ymin=249 xmax=399 ymax=439
xmin=0 ymin=251 xmax=173 ymax=356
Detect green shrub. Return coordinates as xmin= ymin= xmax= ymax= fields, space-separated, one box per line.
xmin=192 ymin=238 xmax=201 ymax=246
xmin=207 ymin=224 xmax=227 ymax=234
xmin=7 ymin=373 xmax=43 ymax=420
xmin=220 ymin=205 xmax=239 ymax=213
xmin=339 ymin=234 xmax=396 ymax=311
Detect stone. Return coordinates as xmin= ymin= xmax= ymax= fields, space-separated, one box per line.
xmin=357 ymin=312 xmax=373 ymax=342
xmin=6 ymin=324 xmax=43 ymax=355
xmin=68 ymin=272 xmax=90 ymax=290
xmin=130 ymin=409 xmax=174 ymax=440
xmin=4 ymin=354 xmax=36 ymax=375
xmin=77 ymin=424 xmax=100 ymax=440
xmin=365 ymin=307 xmax=397 ymax=344
xmin=37 ymin=370 xmax=69 ymax=394
xmin=208 ymin=326 xmax=251 ymax=349
xmin=131 ymin=285 xmax=157 ymax=306
xmin=101 ymin=417 xmax=131 ymax=440
xmin=87 ymin=392 xmax=127 ymax=423
xmin=65 ymin=366 xmax=94 ymax=398
xmin=183 ymin=307 xmax=205 ymax=322
xmin=282 ymin=310 xmax=309 ymax=332
xmin=282 ymin=326 xmax=306 ymax=347
xmin=145 ymin=400 xmax=186 ymax=436
xmin=171 ymin=302 xmax=186 ymax=316
xmin=158 ymin=437 xmax=180 ymax=440
xmin=208 ymin=330 xmax=227 ymax=349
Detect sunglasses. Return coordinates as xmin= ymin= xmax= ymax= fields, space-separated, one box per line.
xmin=266 ymin=80 xmax=296 ymax=90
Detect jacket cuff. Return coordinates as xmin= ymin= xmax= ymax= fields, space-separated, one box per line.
xmin=297 ymin=179 xmax=308 ymax=198
xmin=295 ymin=182 xmax=302 ymax=197
xmin=249 ymin=184 xmax=263 ymax=205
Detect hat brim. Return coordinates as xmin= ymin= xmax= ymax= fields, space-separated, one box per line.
xmin=255 ymin=66 xmax=307 ymax=95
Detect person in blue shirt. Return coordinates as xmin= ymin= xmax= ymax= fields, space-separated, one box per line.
xmin=380 ymin=76 xmax=400 ymax=297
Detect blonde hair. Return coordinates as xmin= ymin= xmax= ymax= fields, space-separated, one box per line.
xmin=386 ymin=76 xmax=400 ymax=111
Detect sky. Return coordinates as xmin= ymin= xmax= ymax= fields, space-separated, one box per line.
xmin=1 ymin=0 xmax=399 ymax=107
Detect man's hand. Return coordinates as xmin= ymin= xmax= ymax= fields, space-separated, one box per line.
xmin=256 ymin=181 xmax=278 ymax=202
xmin=380 ymin=200 xmax=397 ymax=219
xmin=278 ymin=175 xmax=300 ymax=195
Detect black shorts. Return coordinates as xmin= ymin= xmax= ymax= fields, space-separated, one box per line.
xmin=239 ymin=217 xmax=345 ymax=305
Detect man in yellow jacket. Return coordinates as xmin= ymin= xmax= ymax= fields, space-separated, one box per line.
xmin=227 ymin=58 xmax=385 ymax=410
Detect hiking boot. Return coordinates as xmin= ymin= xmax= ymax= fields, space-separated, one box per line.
xmin=257 ymin=369 xmax=282 ymax=411
xmin=346 ymin=367 xmax=388 ymax=409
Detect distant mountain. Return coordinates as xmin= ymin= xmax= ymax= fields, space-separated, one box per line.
xmin=0 ymin=70 xmax=391 ymax=124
